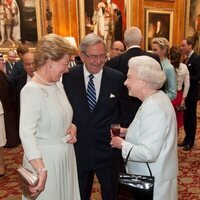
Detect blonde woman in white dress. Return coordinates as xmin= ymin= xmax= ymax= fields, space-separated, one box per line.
xmin=20 ymin=34 xmax=80 ymax=200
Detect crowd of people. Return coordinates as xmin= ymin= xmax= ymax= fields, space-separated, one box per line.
xmin=0 ymin=25 xmax=200 ymax=200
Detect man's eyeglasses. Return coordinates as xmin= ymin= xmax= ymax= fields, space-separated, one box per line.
xmin=84 ymin=53 xmax=107 ymax=60
xmin=112 ymin=48 xmax=124 ymax=53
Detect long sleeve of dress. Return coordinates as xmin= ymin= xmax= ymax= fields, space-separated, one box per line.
xmin=20 ymin=85 xmax=42 ymax=160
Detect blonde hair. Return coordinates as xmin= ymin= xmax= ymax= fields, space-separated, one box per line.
xmin=35 ymin=34 xmax=77 ymax=68
xmin=151 ymin=37 xmax=170 ymax=57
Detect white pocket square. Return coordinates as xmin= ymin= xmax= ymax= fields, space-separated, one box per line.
xmin=110 ymin=93 xmax=116 ymax=98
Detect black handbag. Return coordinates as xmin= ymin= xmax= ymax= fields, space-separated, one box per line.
xmin=118 ymin=148 xmax=155 ymax=200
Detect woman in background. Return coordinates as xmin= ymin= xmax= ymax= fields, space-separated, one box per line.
xmin=170 ymin=45 xmax=190 ymax=130
xmin=111 ymin=56 xmax=178 ymax=200
xmin=151 ymin=37 xmax=177 ymax=100
xmin=20 ymin=34 xmax=80 ymax=200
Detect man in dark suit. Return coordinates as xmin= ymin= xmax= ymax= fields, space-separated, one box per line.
xmin=106 ymin=26 xmax=161 ymax=127
xmin=5 ymin=50 xmax=17 ymax=76
xmin=10 ymin=52 xmax=35 ymax=117
xmin=9 ymin=44 xmax=29 ymax=79
xmin=62 ymin=33 xmax=124 ymax=200
xmin=179 ymin=37 xmax=200 ymax=151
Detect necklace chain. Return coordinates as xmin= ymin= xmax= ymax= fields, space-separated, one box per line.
xmin=34 ymin=72 xmax=54 ymax=86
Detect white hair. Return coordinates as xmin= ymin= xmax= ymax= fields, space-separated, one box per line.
xmin=124 ymin=26 xmax=142 ymax=47
xmin=128 ymin=56 xmax=166 ymax=89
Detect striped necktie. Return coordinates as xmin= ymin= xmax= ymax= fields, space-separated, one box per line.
xmin=87 ymin=74 xmax=96 ymax=111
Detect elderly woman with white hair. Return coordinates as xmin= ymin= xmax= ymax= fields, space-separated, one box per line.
xmin=111 ymin=55 xmax=178 ymax=200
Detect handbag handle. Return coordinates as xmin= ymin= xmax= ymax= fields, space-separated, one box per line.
xmin=124 ymin=147 xmax=153 ymax=177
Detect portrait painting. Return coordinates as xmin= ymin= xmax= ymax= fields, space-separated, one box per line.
xmin=145 ymin=9 xmax=173 ymax=51
xmin=185 ymin=0 xmax=200 ymax=37
xmin=79 ymin=0 xmax=131 ymax=50
xmin=0 ymin=0 xmax=44 ymax=52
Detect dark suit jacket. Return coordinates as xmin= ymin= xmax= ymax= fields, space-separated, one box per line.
xmin=9 ymin=72 xmax=27 ymax=117
xmin=186 ymin=52 xmax=200 ymax=101
xmin=62 ymin=65 xmax=124 ymax=170
xmin=105 ymin=47 xmax=161 ymax=127
xmin=9 ymin=61 xmax=25 ymax=79
xmin=5 ymin=62 xmax=14 ymax=76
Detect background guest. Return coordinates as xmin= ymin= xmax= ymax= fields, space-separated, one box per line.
xmin=108 ymin=40 xmax=125 ymax=60
xmin=0 ymin=54 xmax=20 ymax=148
xmin=178 ymin=37 xmax=200 ymax=151
xmin=5 ymin=50 xmax=17 ymax=76
xmin=9 ymin=44 xmax=29 ymax=78
xmin=169 ymin=45 xmax=190 ymax=132
xmin=106 ymin=26 xmax=161 ymax=128
xmin=62 ymin=33 xmax=124 ymax=200
xmin=152 ymin=37 xmax=177 ymax=100
xmin=10 ymin=52 xmax=35 ymax=120
xmin=19 ymin=34 xmax=80 ymax=200
xmin=111 ymin=55 xmax=178 ymax=200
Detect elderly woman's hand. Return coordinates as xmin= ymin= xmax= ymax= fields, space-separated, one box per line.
xmin=66 ymin=123 xmax=77 ymax=144
xmin=110 ymin=136 xmax=125 ymax=149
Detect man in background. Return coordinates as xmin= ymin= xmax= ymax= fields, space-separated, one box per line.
xmin=5 ymin=50 xmax=16 ymax=76
xmin=107 ymin=40 xmax=125 ymax=60
xmin=179 ymin=37 xmax=200 ymax=151
xmin=9 ymin=44 xmax=29 ymax=79
xmin=106 ymin=26 xmax=161 ymax=127
xmin=10 ymin=52 xmax=35 ymax=118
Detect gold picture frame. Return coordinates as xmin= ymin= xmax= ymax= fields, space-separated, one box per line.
xmin=0 ymin=0 xmax=45 ymax=53
xmin=78 ymin=0 xmax=132 ymax=48
xmin=145 ymin=9 xmax=173 ymax=51
xmin=185 ymin=0 xmax=200 ymax=37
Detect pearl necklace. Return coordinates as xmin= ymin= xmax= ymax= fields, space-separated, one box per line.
xmin=34 ymin=72 xmax=54 ymax=86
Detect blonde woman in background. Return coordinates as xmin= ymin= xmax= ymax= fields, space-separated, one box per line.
xmin=151 ymin=37 xmax=177 ymax=100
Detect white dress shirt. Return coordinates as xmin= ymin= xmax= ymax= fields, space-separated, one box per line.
xmin=83 ymin=64 xmax=103 ymax=100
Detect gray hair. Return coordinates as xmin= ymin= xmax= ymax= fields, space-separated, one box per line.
xmin=124 ymin=26 xmax=142 ymax=47
xmin=79 ymin=33 xmax=106 ymax=53
xmin=128 ymin=56 xmax=166 ymax=89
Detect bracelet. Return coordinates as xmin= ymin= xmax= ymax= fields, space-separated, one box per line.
xmin=36 ymin=167 xmax=47 ymax=175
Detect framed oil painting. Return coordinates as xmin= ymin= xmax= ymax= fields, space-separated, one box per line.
xmin=185 ymin=0 xmax=200 ymax=37
xmin=145 ymin=9 xmax=173 ymax=51
xmin=0 ymin=0 xmax=45 ymax=53
xmin=78 ymin=0 xmax=132 ymax=50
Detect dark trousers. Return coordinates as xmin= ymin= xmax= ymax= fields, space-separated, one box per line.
xmin=183 ymin=99 xmax=198 ymax=146
xmin=111 ymin=148 xmax=125 ymax=200
xmin=78 ymin=164 xmax=114 ymax=200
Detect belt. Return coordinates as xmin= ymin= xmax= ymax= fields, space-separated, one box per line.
xmin=36 ymin=135 xmax=70 ymax=145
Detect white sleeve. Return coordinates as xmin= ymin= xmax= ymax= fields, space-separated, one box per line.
xmin=122 ymin=103 xmax=167 ymax=163
xmin=20 ymin=85 xmax=42 ymax=160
